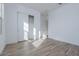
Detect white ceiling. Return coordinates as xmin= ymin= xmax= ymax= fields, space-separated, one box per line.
xmin=22 ymin=3 xmax=66 ymax=15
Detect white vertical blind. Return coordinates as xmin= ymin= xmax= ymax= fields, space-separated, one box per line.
xmin=0 ymin=4 xmax=1 ymax=17
xmin=0 ymin=4 xmax=2 ymax=34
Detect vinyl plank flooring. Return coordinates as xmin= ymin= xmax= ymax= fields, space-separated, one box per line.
xmin=1 ymin=38 xmax=79 ymax=56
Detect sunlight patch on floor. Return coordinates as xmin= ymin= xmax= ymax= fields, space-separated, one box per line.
xmin=32 ymin=38 xmax=46 ymax=48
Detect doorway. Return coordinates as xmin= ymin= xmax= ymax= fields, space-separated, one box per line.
xmin=28 ymin=15 xmax=34 ymax=40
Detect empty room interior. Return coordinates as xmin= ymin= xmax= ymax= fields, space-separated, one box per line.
xmin=0 ymin=3 xmax=79 ymax=56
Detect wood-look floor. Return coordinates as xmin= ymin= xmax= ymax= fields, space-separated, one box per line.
xmin=1 ymin=38 xmax=79 ymax=56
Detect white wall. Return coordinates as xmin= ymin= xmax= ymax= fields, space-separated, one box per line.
xmin=4 ymin=4 xmax=18 ymax=44
xmin=17 ymin=4 xmax=40 ymax=41
xmin=0 ymin=4 xmax=5 ymax=54
xmin=40 ymin=14 xmax=48 ymax=38
xmin=48 ymin=4 xmax=79 ymax=46
xmin=4 ymin=4 xmax=40 ymax=44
